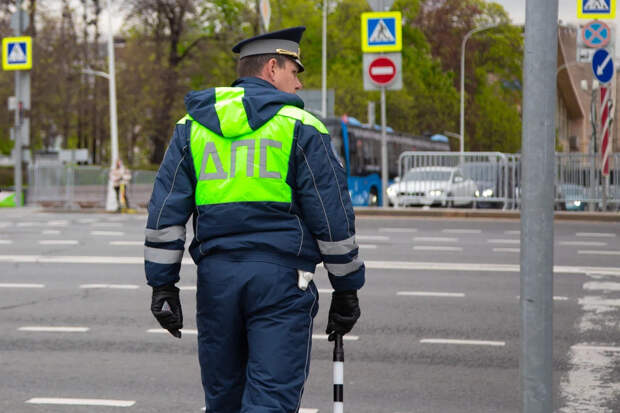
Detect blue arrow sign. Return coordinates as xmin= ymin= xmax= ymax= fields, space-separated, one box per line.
xmin=592 ymin=49 xmax=614 ymax=83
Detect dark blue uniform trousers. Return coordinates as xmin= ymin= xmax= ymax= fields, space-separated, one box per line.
xmin=197 ymin=258 xmax=319 ymax=413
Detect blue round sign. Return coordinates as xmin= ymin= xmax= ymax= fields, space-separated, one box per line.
xmin=592 ymin=49 xmax=614 ymax=84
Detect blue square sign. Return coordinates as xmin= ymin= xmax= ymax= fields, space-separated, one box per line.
xmin=578 ymin=0 xmax=615 ymax=19
xmin=7 ymin=42 xmax=27 ymax=64
xmin=361 ymin=11 xmax=402 ymax=53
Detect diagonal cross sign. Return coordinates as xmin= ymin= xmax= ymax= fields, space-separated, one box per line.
xmin=582 ymin=20 xmax=610 ymax=48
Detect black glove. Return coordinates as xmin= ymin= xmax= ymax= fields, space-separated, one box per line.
xmin=326 ymin=290 xmax=361 ymax=341
xmin=151 ymin=284 xmax=183 ymax=338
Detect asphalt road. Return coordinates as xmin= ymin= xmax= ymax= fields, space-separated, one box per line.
xmin=0 ymin=208 xmax=619 ymax=412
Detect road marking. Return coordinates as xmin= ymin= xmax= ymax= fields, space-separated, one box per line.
xmin=359 ymin=244 xmax=377 ymax=249
xmin=516 ymin=295 xmax=569 ymax=301
xmin=583 ymin=282 xmax=620 ymax=291
xmin=0 ymin=240 xmax=13 ymax=244
xmin=488 ymin=239 xmax=519 ymax=244
xmin=299 ymin=409 xmax=319 ymax=413
xmin=413 ymin=237 xmax=458 ymax=243
xmin=317 ymin=289 xmax=334 ymax=294
xmin=18 ymin=326 xmax=89 ymax=333
xmin=572 ymin=345 xmax=620 ymax=352
xmin=179 ymin=285 xmax=196 ymax=291
xmin=80 ymin=284 xmax=140 ymax=290
xmin=397 ymin=291 xmax=465 ymax=297
xmin=504 ymin=230 xmax=520 ymax=235
xmin=357 ymin=235 xmax=389 ymax=241
xmin=25 ymin=398 xmax=135 ymax=407
xmin=379 ymin=228 xmax=417 ymax=233
xmin=442 ymin=229 xmax=481 ymax=234
xmin=38 ymin=240 xmax=78 ymax=245
xmin=77 ymin=218 xmax=98 ymax=224
xmin=0 ymin=221 xmax=11 ymax=227
xmin=576 ymin=232 xmax=616 ymax=238
xmin=493 ymin=247 xmax=520 ymax=253
xmin=0 ymin=283 xmax=45 ymax=288
xmin=147 ymin=328 xmax=197 ymax=335
xmin=46 ymin=220 xmax=68 ymax=226
xmin=90 ymin=231 xmax=125 ymax=236
xmin=578 ymin=250 xmax=620 ymax=256
xmin=16 ymin=222 xmax=36 ymax=227
xmin=420 ymin=338 xmax=505 ymax=346
xmin=579 ymin=297 xmax=620 ymax=307
xmin=110 ymin=241 xmax=143 ymax=246
xmin=92 ymin=222 xmax=123 ymax=227
xmin=560 ymin=241 xmax=608 ymax=247
xmin=312 ymin=334 xmax=359 ymax=341
xmin=42 ymin=230 xmax=61 ymax=235
xmin=413 ymin=246 xmax=463 ymax=252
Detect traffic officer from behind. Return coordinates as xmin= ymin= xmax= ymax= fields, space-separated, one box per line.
xmin=144 ymin=26 xmax=364 ymax=413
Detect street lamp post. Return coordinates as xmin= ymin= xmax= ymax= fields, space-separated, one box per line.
xmin=459 ymin=23 xmax=501 ymax=153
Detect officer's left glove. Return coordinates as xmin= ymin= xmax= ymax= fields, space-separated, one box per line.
xmin=326 ymin=290 xmax=361 ymax=341
xmin=151 ymin=284 xmax=183 ymax=338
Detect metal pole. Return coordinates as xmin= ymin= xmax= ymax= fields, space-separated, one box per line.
xmin=105 ymin=0 xmax=119 ymax=211
xmin=380 ymin=86 xmax=388 ymax=207
xmin=520 ymin=0 xmax=558 ymax=411
xmin=13 ymin=0 xmax=23 ymax=207
xmin=321 ymin=0 xmax=327 ymax=118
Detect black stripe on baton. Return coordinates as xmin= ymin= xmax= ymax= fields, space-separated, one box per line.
xmin=333 ymin=335 xmax=344 ymax=403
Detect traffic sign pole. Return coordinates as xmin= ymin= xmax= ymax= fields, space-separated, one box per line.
xmin=380 ymin=87 xmax=387 ymax=207
xmin=13 ymin=0 xmax=24 ymax=207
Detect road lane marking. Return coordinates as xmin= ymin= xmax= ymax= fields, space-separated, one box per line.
xmin=38 ymin=240 xmax=78 ymax=245
xmin=579 ymin=297 xmax=620 ymax=307
xmin=517 ymin=295 xmax=569 ymax=301
xmin=77 ymin=218 xmax=98 ymax=224
xmin=25 ymin=398 xmax=135 ymax=407
xmin=179 ymin=285 xmax=196 ymax=291
xmin=560 ymin=241 xmax=608 ymax=247
xmin=576 ymin=232 xmax=616 ymax=238
xmin=578 ymin=250 xmax=620 ymax=256
xmin=420 ymin=338 xmax=505 ymax=346
xmin=413 ymin=237 xmax=458 ymax=242
xmin=583 ymin=282 xmax=620 ymax=291
xmin=572 ymin=345 xmax=620 ymax=352
xmin=379 ymin=228 xmax=417 ymax=233
xmin=42 ymin=230 xmax=61 ymax=235
xmin=46 ymin=220 xmax=68 ymax=226
xmin=312 ymin=334 xmax=359 ymax=341
xmin=493 ymin=248 xmax=520 ymax=253
xmin=18 ymin=326 xmax=89 ymax=333
xmin=91 ymin=231 xmax=125 ymax=236
xmin=360 ymin=244 xmax=377 ymax=249
xmin=504 ymin=230 xmax=520 ymax=235
xmin=0 ymin=283 xmax=45 ymax=288
xmin=488 ymin=239 xmax=519 ymax=244
xmin=16 ymin=222 xmax=36 ymax=227
xmin=0 ymin=240 xmax=13 ymax=244
xmin=397 ymin=291 xmax=465 ymax=297
xmin=109 ymin=241 xmax=143 ymax=246
xmin=299 ymin=409 xmax=319 ymax=413
xmin=317 ymin=289 xmax=334 ymax=293
xmin=413 ymin=246 xmax=462 ymax=252
xmin=147 ymin=328 xmax=197 ymax=335
xmin=357 ymin=235 xmax=389 ymax=241
xmin=442 ymin=229 xmax=481 ymax=234
xmin=80 ymin=284 xmax=140 ymax=289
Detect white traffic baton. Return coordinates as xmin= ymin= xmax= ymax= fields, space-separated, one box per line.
xmin=333 ymin=334 xmax=344 ymax=413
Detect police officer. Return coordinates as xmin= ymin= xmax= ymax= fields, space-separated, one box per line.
xmin=145 ymin=26 xmax=364 ymax=413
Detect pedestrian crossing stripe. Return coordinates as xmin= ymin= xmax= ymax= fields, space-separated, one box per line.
xmin=577 ymin=0 xmax=616 ymax=19
xmin=361 ymin=11 xmax=402 ymax=53
xmin=2 ymin=36 xmax=32 ymax=70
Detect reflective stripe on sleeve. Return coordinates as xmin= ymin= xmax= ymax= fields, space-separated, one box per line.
xmin=316 ymin=235 xmax=358 ymax=255
xmin=324 ymin=257 xmax=363 ymax=276
xmin=145 ymin=226 xmax=186 ymax=243
xmin=144 ymin=247 xmax=184 ymax=264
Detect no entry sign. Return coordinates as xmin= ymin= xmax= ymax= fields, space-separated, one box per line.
xmin=368 ymin=56 xmax=396 ymax=85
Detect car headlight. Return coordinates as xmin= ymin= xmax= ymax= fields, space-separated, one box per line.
xmin=475 ymin=190 xmax=480 ymax=197
xmin=482 ymin=189 xmax=494 ymax=198
xmin=571 ymin=200 xmax=581 ymax=207
xmin=428 ymin=189 xmax=443 ymax=197
xmin=387 ymin=186 xmax=396 ymax=197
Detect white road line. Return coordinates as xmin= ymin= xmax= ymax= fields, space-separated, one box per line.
xmin=147 ymin=328 xmax=197 ymax=335
xmin=38 ymin=240 xmax=78 ymax=245
xmin=379 ymin=228 xmax=417 ymax=233
xmin=442 ymin=229 xmax=481 ymax=234
xmin=578 ymin=250 xmax=620 ymax=256
xmin=516 ymin=295 xmax=570 ymax=301
xmin=397 ymin=291 xmax=465 ymax=297
xmin=80 ymin=284 xmax=139 ymax=290
xmin=560 ymin=241 xmax=607 ymax=247
xmin=359 ymin=244 xmax=377 ymax=249
xmin=110 ymin=241 xmax=143 ymax=246
xmin=0 ymin=283 xmax=45 ymax=288
xmin=488 ymin=239 xmax=519 ymax=244
xmin=413 ymin=237 xmax=458 ymax=243
xmin=91 ymin=231 xmax=125 ymax=236
xmin=312 ymin=334 xmax=359 ymax=341
xmin=572 ymin=345 xmax=620 ymax=352
xmin=317 ymin=289 xmax=334 ymax=294
xmin=504 ymin=230 xmax=520 ymax=235
xmin=92 ymin=222 xmax=123 ymax=227
xmin=0 ymin=240 xmax=13 ymax=244
xmin=493 ymin=248 xmax=520 ymax=253
xmin=18 ymin=326 xmax=89 ymax=333
xmin=583 ymin=282 xmax=620 ymax=291
xmin=77 ymin=218 xmax=98 ymax=224
xmin=42 ymin=230 xmax=61 ymax=235
xmin=179 ymin=285 xmax=197 ymax=291
xmin=46 ymin=220 xmax=68 ymax=226
xmin=16 ymin=222 xmax=36 ymax=227
xmin=413 ymin=246 xmax=463 ymax=252
xmin=299 ymin=409 xmax=319 ymax=413
xmin=25 ymin=398 xmax=135 ymax=407
xmin=578 ymin=297 xmax=620 ymax=307
xmin=357 ymin=235 xmax=389 ymax=241
xmin=576 ymin=232 xmax=616 ymax=238
xmin=420 ymin=338 xmax=505 ymax=346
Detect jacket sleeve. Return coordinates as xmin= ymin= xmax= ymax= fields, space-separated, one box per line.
xmin=144 ymin=119 xmax=196 ymax=287
xmin=294 ymin=122 xmax=365 ymax=291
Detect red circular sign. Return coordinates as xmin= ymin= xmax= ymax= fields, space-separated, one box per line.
xmin=368 ymin=57 xmax=396 ymax=85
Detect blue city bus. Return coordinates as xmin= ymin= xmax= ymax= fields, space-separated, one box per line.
xmin=322 ymin=116 xmax=450 ymax=206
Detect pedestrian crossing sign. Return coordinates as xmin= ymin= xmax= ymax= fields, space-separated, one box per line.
xmin=2 ymin=36 xmax=32 ymax=70
xmin=577 ymin=0 xmax=615 ymax=19
xmin=361 ymin=11 xmax=402 ymax=53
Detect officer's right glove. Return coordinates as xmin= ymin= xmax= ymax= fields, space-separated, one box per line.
xmin=326 ymin=290 xmax=361 ymax=341
xmin=151 ymin=284 xmax=183 ymax=339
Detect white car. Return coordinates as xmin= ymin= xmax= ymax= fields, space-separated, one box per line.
xmin=387 ymin=166 xmax=479 ymax=207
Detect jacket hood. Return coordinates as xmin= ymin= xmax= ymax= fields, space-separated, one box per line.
xmin=184 ymin=77 xmax=305 ymax=139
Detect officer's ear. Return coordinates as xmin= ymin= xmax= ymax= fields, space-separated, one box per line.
xmin=264 ymin=57 xmax=279 ymax=80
